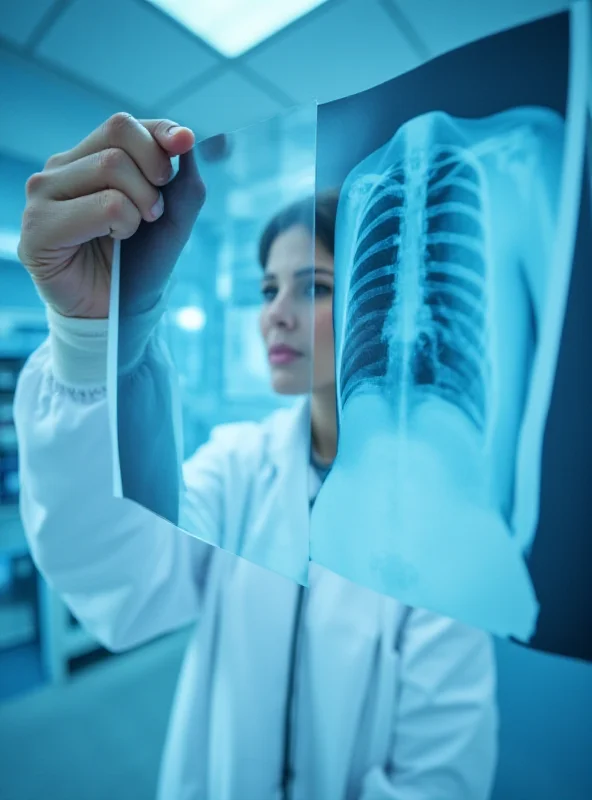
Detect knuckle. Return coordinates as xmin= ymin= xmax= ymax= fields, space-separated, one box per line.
xmin=154 ymin=119 xmax=175 ymax=138
xmin=105 ymin=112 xmax=135 ymax=139
xmin=99 ymin=189 xmax=127 ymax=219
xmin=25 ymin=171 xmax=46 ymax=197
xmin=44 ymin=152 xmax=66 ymax=170
xmin=97 ymin=147 xmax=127 ymax=175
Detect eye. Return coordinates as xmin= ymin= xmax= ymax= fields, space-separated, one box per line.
xmin=303 ymin=281 xmax=332 ymax=299
xmin=314 ymin=283 xmax=332 ymax=298
xmin=261 ymin=285 xmax=277 ymax=302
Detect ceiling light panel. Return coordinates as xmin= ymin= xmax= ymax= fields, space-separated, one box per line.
xmin=145 ymin=0 xmax=331 ymax=57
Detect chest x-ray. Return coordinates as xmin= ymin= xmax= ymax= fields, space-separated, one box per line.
xmin=312 ymin=4 xmax=592 ymax=661
xmin=314 ymin=107 xmax=562 ymax=640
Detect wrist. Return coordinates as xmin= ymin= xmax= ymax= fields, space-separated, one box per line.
xmin=47 ymin=306 xmax=108 ymax=386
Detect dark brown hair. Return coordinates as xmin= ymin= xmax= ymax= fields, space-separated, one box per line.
xmin=258 ymin=188 xmax=340 ymax=268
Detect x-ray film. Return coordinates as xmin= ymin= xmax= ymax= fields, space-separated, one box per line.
xmin=108 ymin=105 xmax=316 ymax=585
xmin=312 ymin=5 xmax=592 ymax=661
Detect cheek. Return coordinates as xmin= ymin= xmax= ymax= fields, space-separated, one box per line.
xmin=259 ymin=308 xmax=270 ymax=340
xmin=314 ymin=306 xmax=335 ymax=350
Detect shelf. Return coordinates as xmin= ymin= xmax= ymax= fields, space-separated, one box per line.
xmin=0 ymin=600 xmax=36 ymax=649
xmin=0 ymin=504 xmax=100 ymax=683
xmin=0 ymin=316 xmax=101 ymax=685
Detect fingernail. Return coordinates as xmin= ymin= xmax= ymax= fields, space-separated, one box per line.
xmin=150 ymin=192 xmax=164 ymax=220
xmin=167 ymin=125 xmax=183 ymax=137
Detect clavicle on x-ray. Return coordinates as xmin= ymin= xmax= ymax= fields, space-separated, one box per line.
xmin=311 ymin=107 xmax=565 ymax=641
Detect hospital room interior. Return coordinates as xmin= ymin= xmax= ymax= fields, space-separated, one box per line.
xmin=1 ymin=1 xmax=591 ymax=799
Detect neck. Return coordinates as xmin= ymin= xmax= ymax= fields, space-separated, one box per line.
xmin=310 ymin=387 xmax=337 ymax=464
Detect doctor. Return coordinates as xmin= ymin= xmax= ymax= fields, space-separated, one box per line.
xmin=15 ymin=114 xmax=498 ymax=800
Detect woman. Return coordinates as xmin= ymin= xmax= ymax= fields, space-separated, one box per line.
xmin=15 ymin=114 xmax=497 ymax=800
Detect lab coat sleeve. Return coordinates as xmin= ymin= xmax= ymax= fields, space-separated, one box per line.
xmin=361 ymin=611 xmax=498 ymax=800
xmin=14 ymin=337 xmax=219 ymax=653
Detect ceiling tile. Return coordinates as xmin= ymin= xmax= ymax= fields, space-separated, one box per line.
xmin=390 ymin=0 xmax=570 ymax=58
xmin=244 ymin=0 xmax=422 ymax=104
xmin=0 ymin=46 xmax=125 ymax=166
xmin=35 ymin=0 xmax=221 ymax=108
xmin=166 ymin=69 xmax=284 ymax=139
xmin=0 ymin=0 xmax=58 ymax=46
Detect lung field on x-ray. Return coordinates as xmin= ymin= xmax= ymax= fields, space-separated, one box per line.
xmin=340 ymin=139 xmax=491 ymax=435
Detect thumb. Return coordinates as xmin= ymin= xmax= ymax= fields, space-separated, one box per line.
xmin=139 ymin=120 xmax=206 ymax=236
xmin=141 ymin=118 xmax=196 ymax=156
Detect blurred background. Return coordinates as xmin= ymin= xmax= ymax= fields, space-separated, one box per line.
xmin=161 ymin=101 xmax=317 ymax=461
xmin=0 ymin=1 xmax=590 ymax=799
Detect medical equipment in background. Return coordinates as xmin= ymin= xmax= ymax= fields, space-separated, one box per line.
xmin=0 ymin=312 xmax=100 ymax=686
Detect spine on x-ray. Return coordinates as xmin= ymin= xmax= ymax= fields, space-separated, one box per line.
xmin=340 ymin=117 xmax=491 ymax=440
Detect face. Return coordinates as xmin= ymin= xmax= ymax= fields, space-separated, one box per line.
xmin=259 ymin=224 xmax=335 ymax=396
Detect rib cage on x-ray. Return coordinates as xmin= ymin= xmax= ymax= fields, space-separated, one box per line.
xmin=339 ymin=131 xmax=491 ymax=436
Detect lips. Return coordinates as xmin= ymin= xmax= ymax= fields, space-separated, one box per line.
xmin=268 ymin=344 xmax=303 ymax=366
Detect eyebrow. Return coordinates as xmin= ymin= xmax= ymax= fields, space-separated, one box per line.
xmin=262 ymin=267 xmax=334 ymax=281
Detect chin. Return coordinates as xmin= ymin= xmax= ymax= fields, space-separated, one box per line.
xmin=270 ymin=369 xmax=311 ymax=396
xmin=271 ymin=378 xmax=309 ymax=396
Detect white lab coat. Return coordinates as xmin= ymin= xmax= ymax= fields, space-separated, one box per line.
xmin=15 ymin=340 xmax=498 ymax=800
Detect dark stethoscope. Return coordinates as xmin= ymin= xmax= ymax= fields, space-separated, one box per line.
xmin=281 ymin=463 xmax=332 ymax=798
xmin=280 ymin=584 xmax=306 ymax=800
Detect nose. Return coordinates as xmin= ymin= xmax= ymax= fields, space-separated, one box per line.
xmin=267 ymin=290 xmax=298 ymax=330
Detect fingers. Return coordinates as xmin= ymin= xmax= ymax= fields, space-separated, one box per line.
xmin=23 ymin=190 xmax=142 ymax=253
xmin=20 ymin=112 xmax=203 ymax=272
xmin=139 ymin=119 xmax=195 ymax=158
xmin=32 ymin=148 xmax=165 ymax=223
xmin=48 ymin=113 xmax=184 ymax=188
xmin=91 ymin=190 xmax=144 ymax=241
